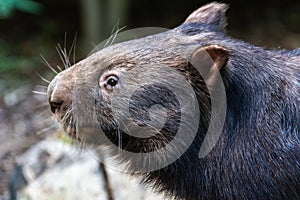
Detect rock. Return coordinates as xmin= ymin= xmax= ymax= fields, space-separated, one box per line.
xmin=11 ymin=138 xmax=166 ymax=200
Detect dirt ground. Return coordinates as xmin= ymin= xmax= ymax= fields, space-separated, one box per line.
xmin=0 ymin=84 xmax=54 ymax=198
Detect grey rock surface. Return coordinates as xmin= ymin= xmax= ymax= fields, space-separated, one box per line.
xmin=13 ymin=138 xmax=167 ymax=200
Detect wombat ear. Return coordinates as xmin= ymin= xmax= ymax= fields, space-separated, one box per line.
xmin=190 ymin=45 xmax=228 ymax=85
xmin=184 ymin=2 xmax=229 ymax=31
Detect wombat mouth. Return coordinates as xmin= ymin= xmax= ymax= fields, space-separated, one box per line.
xmin=55 ymin=110 xmax=79 ymax=140
xmin=63 ymin=121 xmax=78 ymax=140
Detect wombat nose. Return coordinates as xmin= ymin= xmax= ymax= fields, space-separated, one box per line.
xmin=49 ymin=100 xmax=63 ymax=114
xmin=47 ymin=73 xmax=68 ymax=114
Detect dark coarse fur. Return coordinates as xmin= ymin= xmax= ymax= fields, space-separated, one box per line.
xmin=147 ymin=7 xmax=300 ymax=200
xmin=147 ymin=29 xmax=300 ymax=200
xmin=47 ymin=2 xmax=300 ymax=200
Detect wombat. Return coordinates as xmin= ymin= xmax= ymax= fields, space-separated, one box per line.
xmin=47 ymin=2 xmax=300 ymax=200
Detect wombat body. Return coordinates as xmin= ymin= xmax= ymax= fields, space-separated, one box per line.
xmin=47 ymin=3 xmax=300 ymax=200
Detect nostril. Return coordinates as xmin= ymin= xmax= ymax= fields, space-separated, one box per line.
xmin=50 ymin=101 xmax=63 ymax=114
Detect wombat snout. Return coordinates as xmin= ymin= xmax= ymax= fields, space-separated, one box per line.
xmin=47 ymin=75 xmax=63 ymax=114
xmin=47 ymin=71 xmax=73 ymax=115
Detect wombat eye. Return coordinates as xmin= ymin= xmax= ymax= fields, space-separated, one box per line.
xmin=105 ymin=75 xmax=119 ymax=89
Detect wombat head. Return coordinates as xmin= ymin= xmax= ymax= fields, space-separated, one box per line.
xmin=47 ymin=2 xmax=229 ymax=172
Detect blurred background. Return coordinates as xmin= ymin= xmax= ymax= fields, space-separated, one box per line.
xmin=0 ymin=0 xmax=299 ymax=199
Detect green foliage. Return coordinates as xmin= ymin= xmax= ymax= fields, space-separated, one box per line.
xmin=0 ymin=53 xmax=31 ymax=73
xmin=0 ymin=55 xmax=40 ymax=93
xmin=0 ymin=40 xmax=39 ymax=90
xmin=0 ymin=0 xmax=42 ymax=18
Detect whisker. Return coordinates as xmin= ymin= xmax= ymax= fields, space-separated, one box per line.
xmin=63 ymin=33 xmax=72 ymax=68
xmin=103 ymin=35 xmax=112 ymax=49
xmin=117 ymin=126 xmax=122 ymax=155
xmin=32 ymin=90 xmax=47 ymax=95
xmin=34 ymin=110 xmax=52 ymax=120
xmin=62 ymin=45 xmax=72 ymax=68
xmin=56 ymin=65 xmax=63 ymax=72
xmin=72 ymin=36 xmax=77 ymax=65
xmin=32 ymin=85 xmax=48 ymax=96
xmin=109 ymin=25 xmax=126 ymax=47
xmin=91 ymin=41 xmax=97 ymax=49
xmin=103 ymin=23 xmax=120 ymax=49
xmin=64 ymin=32 xmax=68 ymax=58
xmin=59 ymin=114 xmax=68 ymax=125
xmin=65 ymin=107 xmax=74 ymax=118
xmin=61 ymin=112 xmax=71 ymax=124
xmin=36 ymin=73 xmax=51 ymax=84
xmin=36 ymin=123 xmax=58 ymax=135
xmin=74 ymin=116 xmax=80 ymax=142
xmin=57 ymin=33 xmax=78 ymax=69
xmin=36 ymin=85 xmax=48 ymax=89
xmin=56 ymin=44 xmax=68 ymax=69
xmin=40 ymin=54 xmax=59 ymax=74
xmin=68 ymin=32 xmax=77 ymax=65
xmin=67 ymin=115 xmax=74 ymax=141
xmin=33 ymin=102 xmax=50 ymax=110
xmin=108 ymin=31 xmax=118 ymax=47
